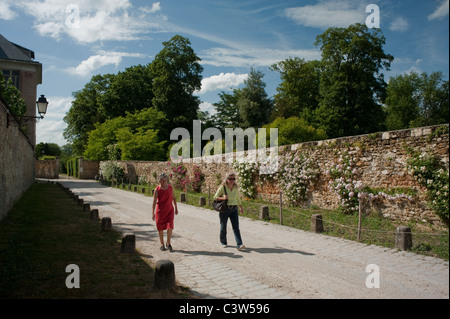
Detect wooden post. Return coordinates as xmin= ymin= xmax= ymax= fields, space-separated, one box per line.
xmin=121 ymin=233 xmax=136 ymax=253
xmin=154 ymin=260 xmax=175 ymax=291
xmin=357 ymin=198 xmax=363 ymax=242
xmin=279 ymin=192 xmax=283 ymax=225
xmin=101 ymin=217 xmax=112 ymax=231
xmin=395 ymin=226 xmax=412 ymax=250
xmin=260 ymin=206 xmax=269 ymax=221
xmin=311 ymin=214 xmax=324 ymax=233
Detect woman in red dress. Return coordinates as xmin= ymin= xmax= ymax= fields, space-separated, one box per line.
xmin=152 ymin=173 xmax=178 ymax=251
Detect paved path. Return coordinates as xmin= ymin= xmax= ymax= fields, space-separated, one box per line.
xmin=57 ymin=178 xmax=449 ymax=299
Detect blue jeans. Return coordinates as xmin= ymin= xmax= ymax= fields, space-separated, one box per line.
xmin=219 ymin=206 xmax=243 ymax=247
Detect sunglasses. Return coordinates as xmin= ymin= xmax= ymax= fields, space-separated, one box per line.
xmin=228 ymin=178 xmax=236 ymax=181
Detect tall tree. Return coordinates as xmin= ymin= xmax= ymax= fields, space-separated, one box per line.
xmin=63 ymin=74 xmax=113 ymax=155
xmin=314 ymin=23 xmax=393 ymax=137
xmin=212 ymin=89 xmax=242 ymax=132
xmin=238 ymin=68 xmax=273 ymax=128
xmin=386 ymin=71 xmax=449 ymax=129
xmin=271 ymin=58 xmax=321 ymax=121
xmin=151 ymin=35 xmax=203 ymax=135
xmin=99 ymin=64 xmax=154 ymax=119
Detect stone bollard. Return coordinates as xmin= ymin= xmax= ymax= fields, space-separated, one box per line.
xmin=90 ymin=209 xmax=99 ymax=221
xmin=180 ymin=193 xmax=186 ymax=203
xmin=127 ymin=185 xmax=131 ymax=191
xmin=259 ymin=206 xmax=270 ymax=220
xmin=154 ymin=260 xmax=176 ymax=291
xmin=101 ymin=217 xmax=112 ymax=231
xmin=311 ymin=214 xmax=324 ymax=233
xmin=133 ymin=186 xmax=137 ymax=192
xmin=77 ymin=198 xmax=84 ymax=207
xmin=199 ymin=197 xmax=206 ymax=206
xmin=142 ymin=188 xmax=146 ymax=194
xmin=395 ymin=226 xmax=412 ymax=251
xmin=83 ymin=203 xmax=90 ymax=213
xmin=121 ymin=233 xmax=136 ymax=253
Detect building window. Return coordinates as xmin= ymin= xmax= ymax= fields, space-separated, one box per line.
xmin=2 ymin=69 xmax=20 ymax=90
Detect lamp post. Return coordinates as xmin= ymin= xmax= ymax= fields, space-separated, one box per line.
xmin=36 ymin=95 xmax=49 ymax=119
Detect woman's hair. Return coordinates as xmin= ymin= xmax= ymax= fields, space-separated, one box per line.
xmin=158 ymin=172 xmax=169 ymax=181
xmin=223 ymin=172 xmax=238 ymax=187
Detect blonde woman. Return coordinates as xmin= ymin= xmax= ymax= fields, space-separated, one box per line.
xmin=214 ymin=172 xmax=245 ymax=250
xmin=152 ymin=173 xmax=178 ymax=252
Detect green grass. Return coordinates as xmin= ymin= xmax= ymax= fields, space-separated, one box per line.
xmin=112 ymin=181 xmax=449 ymax=261
xmin=0 ymin=182 xmax=192 ymax=299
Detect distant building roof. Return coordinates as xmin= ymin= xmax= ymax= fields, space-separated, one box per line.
xmin=0 ymin=34 xmax=37 ymax=63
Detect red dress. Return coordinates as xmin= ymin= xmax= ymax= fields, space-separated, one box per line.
xmin=155 ymin=185 xmax=174 ymax=231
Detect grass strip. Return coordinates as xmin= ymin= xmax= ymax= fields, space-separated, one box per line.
xmin=0 ymin=182 xmax=191 ymax=299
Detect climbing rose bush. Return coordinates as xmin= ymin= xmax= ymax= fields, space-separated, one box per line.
xmin=277 ymin=151 xmax=320 ymax=205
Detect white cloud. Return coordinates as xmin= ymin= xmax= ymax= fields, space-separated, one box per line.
xmin=199 ymin=101 xmax=215 ymax=115
xmin=428 ymin=0 xmax=449 ymax=20
xmin=66 ymin=55 xmax=121 ymax=77
xmin=201 ymin=47 xmax=320 ymax=68
xmin=66 ymin=51 xmax=145 ymax=77
xmin=0 ymin=1 xmax=17 ymax=20
xmin=284 ymin=0 xmax=366 ymax=29
xmin=140 ymin=2 xmax=161 ymax=14
xmin=197 ymin=73 xmax=248 ymax=95
xmin=390 ymin=17 xmax=410 ymax=32
xmin=15 ymin=0 xmax=166 ymax=43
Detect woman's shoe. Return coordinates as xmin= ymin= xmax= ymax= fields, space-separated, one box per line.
xmin=160 ymin=245 xmax=166 ymax=251
xmin=167 ymin=243 xmax=173 ymax=252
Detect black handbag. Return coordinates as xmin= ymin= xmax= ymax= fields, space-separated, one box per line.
xmin=212 ymin=185 xmax=228 ymax=212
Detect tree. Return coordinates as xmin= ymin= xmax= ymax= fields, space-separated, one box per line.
xmin=385 ymin=72 xmax=449 ymax=130
xmin=35 ymin=142 xmax=61 ymax=158
xmin=99 ymin=64 xmax=154 ymax=119
xmin=238 ymin=68 xmax=273 ymax=128
xmin=63 ymin=74 xmax=113 ymax=155
xmin=261 ymin=117 xmax=327 ymax=146
xmin=151 ymin=35 xmax=203 ymax=135
xmin=83 ymin=107 xmax=167 ymax=161
xmin=271 ymin=58 xmax=321 ymax=121
xmin=314 ymin=23 xmax=393 ymax=137
xmin=212 ymin=89 xmax=242 ymax=132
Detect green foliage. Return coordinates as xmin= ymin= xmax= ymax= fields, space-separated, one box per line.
xmin=36 ymin=142 xmax=61 ymax=159
xmin=66 ymin=157 xmax=79 ymax=178
xmin=271 ymin=58 xmax=321 ymax=120
xmin=238 ymin=68 xmax=273 ymax=129
xmin=0 ymin=73 xmax=26 ymax=118
xmin=212 ymin=90 xmax=242 ymax=132
xmin=151 ymin=35 xmax=203 ymax=134
xmin=407 ymin=149 xmax=449 ymax=224
xmin=63 ymin=74 xmax=113 ymax=155
xmin=386 ymin=72 xmax=449 ymax=130
xmin=313 ymin=23 xmax=393 ymax=138
xmin=83 ymin=107 xmax=167 ymax=161
xmin=262 ymin=117 xmax=327 ymax=146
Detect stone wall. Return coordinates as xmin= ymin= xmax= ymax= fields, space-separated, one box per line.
xmin=102 ymin=124 xmax=449 ymax=226
xmin=0 ymin=98 xmax=36 ymax=220
xmin=35 ymin=158 xmax=60 ymax=179
xmin=78 ymin=158 xmax=100 ymax=179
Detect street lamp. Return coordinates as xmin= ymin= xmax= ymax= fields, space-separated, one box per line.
xmin=36 ymin=95 xmax=48 ymax=119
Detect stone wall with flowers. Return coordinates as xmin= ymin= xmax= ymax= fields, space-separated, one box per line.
xmin=103 ymin=124 xmax=449 ymax=226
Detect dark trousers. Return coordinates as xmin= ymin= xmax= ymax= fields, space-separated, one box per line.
xmin=219 ymin=206 xmax=243 ymax=247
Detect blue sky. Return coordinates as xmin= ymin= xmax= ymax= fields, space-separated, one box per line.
xmin=1 ymin=0 xmax=448 ymax=146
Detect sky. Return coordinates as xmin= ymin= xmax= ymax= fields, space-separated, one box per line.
xmin=0 ymin=0 xmax=448 ymax=146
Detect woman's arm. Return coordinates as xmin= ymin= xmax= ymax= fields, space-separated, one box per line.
xmin=172 ymin=188 xmax=178 ymax=215
xmin=152 ymin=188 xmax=158 ymax=221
